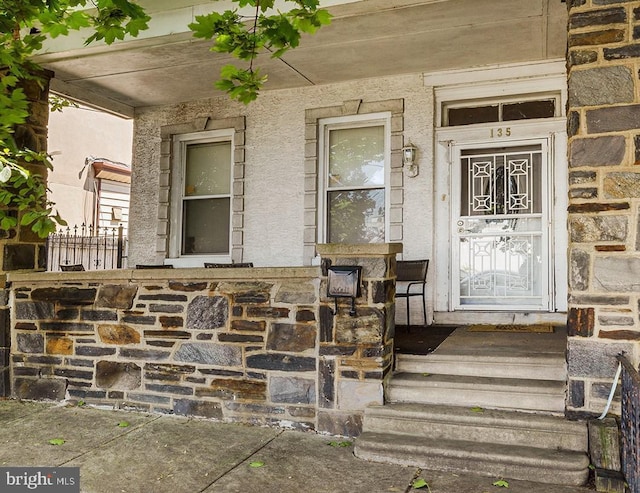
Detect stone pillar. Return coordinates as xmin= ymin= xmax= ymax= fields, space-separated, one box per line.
xmin=0 ymin=276 xmax=9 ymax=397
xmin=315 ymin=243 xmax=401 ymax=435
xmin=0 ymin=71 xmax=52 ymax=397
xmin=566 ymin=1 xmax=640 ymax=415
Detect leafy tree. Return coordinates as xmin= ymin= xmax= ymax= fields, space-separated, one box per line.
xmin=190 ymin=0 xmax=331 ymax=103
xmin=1 ymin=0 xmax=330 ymax=237
xmin=1 ymin=0 xmax=150 ymax=237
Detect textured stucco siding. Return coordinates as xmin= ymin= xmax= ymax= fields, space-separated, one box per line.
xmin=130 ymin=73 xmax=434 ymax=268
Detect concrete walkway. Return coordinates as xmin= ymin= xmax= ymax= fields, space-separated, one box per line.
xmin=0 ymin=400 xmax=595 ymax=493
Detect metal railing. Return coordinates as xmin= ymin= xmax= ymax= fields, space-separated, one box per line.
xmin=45 ymin=224 xmax=127 ymax=271
xmin=618 ymin=353 xmax=640 ymax=493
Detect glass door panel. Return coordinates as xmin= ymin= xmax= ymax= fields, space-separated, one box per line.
xmin=454 ymin=144 xmax=549 ymax=309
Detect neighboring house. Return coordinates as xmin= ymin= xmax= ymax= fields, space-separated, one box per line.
xmin=47 ymin=104 xmax=133 ymax=233
xmin=9 ymin=0 xmax=639 ymax=484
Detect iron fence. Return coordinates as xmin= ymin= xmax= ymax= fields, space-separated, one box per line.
xmin=46 ymin=224 xmax=126 ymax=271
xmin=618 ymin=353 xmax=640 ymax=493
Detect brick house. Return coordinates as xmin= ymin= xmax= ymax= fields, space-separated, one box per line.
xmin=2 ymin=0 xmax=640 ymax=486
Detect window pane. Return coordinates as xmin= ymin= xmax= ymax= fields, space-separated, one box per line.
xmin=182 ymin=198 xmax=230 ymax=254
xmin=448 ymin=105 xmax=499 ymax=126
xmin=460 ymin=145 xmax=542 ymax=217
xmin=503 ymin=100 xmax=555 ymax=121
xmin=185 ymin=142 xmax=231 ymax=196
xmin=327 ymin=189 xmax=385 ymax=243
xmin=328 ymin=126 xmax=384 ymax=187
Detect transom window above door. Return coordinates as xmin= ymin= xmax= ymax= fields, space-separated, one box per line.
xmin=319 ymin=113 xmax=391 ymax=244
xmin=443 ymin=96 xmax=559 ymax=127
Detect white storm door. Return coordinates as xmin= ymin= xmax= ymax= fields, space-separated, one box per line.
xmin=452 ymin=140 xmax=550 ymax=310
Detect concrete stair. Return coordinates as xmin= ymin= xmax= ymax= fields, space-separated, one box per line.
xmin=396 ymin=352 xmax=567 ymax=380
xmin=388 ymin=372 xmax=566 ymax=413
xmin=355 ymin=403 xmax=590 ymax=485
xmin=390 ymin=336 xmax=568 ymax=414
xmin=355 ymin=327 xmax=590 ymax=485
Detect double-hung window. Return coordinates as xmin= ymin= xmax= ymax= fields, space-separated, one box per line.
xmin=170 ymin=129 xmax=233 ymax=263
xmin=319 ymin=114 xmax=390 ymax=243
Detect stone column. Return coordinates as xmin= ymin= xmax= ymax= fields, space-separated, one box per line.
xmin=0 ymin=71 xmax=52 ymax=396
xmin=315 ymin=243 xmax=401 ymax=435
xmin=566 ymin=1 xmax=640 ymax=415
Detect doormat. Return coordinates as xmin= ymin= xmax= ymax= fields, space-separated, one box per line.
xmin=467 ymin=324 xmax=555 ymax=333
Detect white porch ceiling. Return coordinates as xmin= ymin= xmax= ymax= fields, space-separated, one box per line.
xmin=34 ymin=0 xmax=567 ymax=117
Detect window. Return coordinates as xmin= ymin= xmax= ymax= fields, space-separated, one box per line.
xmin=319 ymin=114 xmax=390 ymax=243
xmin=170 ymin=129 xmax=233 ymax=260
xmin=445 ymin=97 xmax=557 ymax=127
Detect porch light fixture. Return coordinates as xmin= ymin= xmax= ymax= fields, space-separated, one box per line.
xmin=327 ymin=266 xmax=362 ymax=317
xmin=402 ymin=141 xmax=419 ymax=178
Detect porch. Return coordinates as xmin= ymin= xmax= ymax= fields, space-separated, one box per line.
xmin=7 ymin=249 xmax=596 ymax=487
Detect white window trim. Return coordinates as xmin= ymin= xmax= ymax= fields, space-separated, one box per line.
xmin=169 ymin=128 xmax=235 ymax=267
xmin=317 ymin=112 xmax=392 ymax=244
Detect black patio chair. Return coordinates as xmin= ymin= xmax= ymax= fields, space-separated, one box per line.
xmin=60 ymin=264 xmax=85 ymax=271
xmin=395 ymin=259 xmax=429 ymax=330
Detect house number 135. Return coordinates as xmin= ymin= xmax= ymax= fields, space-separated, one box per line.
xmin=490 ymin=127 xmax=511 ymax=138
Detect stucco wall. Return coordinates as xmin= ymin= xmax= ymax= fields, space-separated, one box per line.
xmin=130 ymin=74 xmax=433 ymax=269
xmin=48 ymin=105 xmax=133 ymax=229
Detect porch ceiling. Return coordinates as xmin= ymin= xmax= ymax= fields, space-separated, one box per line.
xmin=34 ymin=0 xmax=567 ymax=117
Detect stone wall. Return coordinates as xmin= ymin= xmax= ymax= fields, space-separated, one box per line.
xmin=0 ymin=73 xmax=52 ymax=397
xmin=566 ymin=0 xmax=640 ymax=415
xmin=8 ymin=244 xmax=399 ymax=436
xmin=0 ymin=277 xmax=9 ymax=397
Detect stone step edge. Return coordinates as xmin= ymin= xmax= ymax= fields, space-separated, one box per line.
xmin=355 ymin=432 xmax=589 ymax=486
xmin=389 ymin=372 xmax=566 ymax=393
xmin=386 ymin=395 xmax=566 ymax=414
xmin=397 ymin=353 xmax=566 ymax=365
xmin=362 ymin=418 xmax=586 ymax=452
xmin=363 ymin=403 xmax=586 ymax=436
xmin=355 ymin=431 xmax=590 ymax=471
xmin=395 ymin=358 xmax=567 ymax=376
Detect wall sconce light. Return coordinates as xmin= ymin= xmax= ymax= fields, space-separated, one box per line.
xmin=402 ymin=141 xmax=419 ymax=178
xmin=327 ymin=266 xmax=362 ymax=317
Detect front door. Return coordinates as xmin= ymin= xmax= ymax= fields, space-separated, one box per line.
xmin=451 ymin=139 xmax=549 ymax=310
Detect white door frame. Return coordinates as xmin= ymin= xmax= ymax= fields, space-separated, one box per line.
xmin=433 ymin=119 xmax=568 ymax=319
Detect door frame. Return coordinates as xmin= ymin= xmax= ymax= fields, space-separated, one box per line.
xmin=433 ymin=119 xmax=568 ymax=317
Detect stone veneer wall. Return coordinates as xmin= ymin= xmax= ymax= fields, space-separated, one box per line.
xmin=8 ymin=244 xmax=400 ymax=436
xmin=1 ymin=73 xmax=52 ymax=396
xmin=566 ymin=0 xmax=640 ymax=415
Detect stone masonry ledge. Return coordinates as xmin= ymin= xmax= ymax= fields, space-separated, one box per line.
xmin=7 ymin=266 xmax=320 ymax=284
xmin=316 ymin=243 xmax=403 ymax=256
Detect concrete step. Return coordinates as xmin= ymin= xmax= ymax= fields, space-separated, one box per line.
xmin=354 ymin=431 xmax=590 ymax=486
xmin=363 ymin=403 xmax=587 ymax=451
xmin=387 ymin=372 xmax=566 ymax=413
xmin=395 ymin=353 xmax=567 ymax=381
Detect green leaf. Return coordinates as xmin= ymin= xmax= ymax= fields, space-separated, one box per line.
xmin=412 ymin=478 xmax=429 ymax=489
xmin=493 ymin=479 xmax=509 ymax=488
xmin=66 ymin=11 xmax=91 ymax=30
xmin=117 ymin=421 xmax=130 ymax=428
xmin=421 ymin=373 xmax=431 ymax=377
xmin=327 ymin=440 xmax=352 ymax=447
xmin=470 ymin=406 xmax=484 ymax=413
xmin=48 ymin=438 xmax=65 ymax=446
xmin=249 ymin=461 xmax=265 ymax=468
